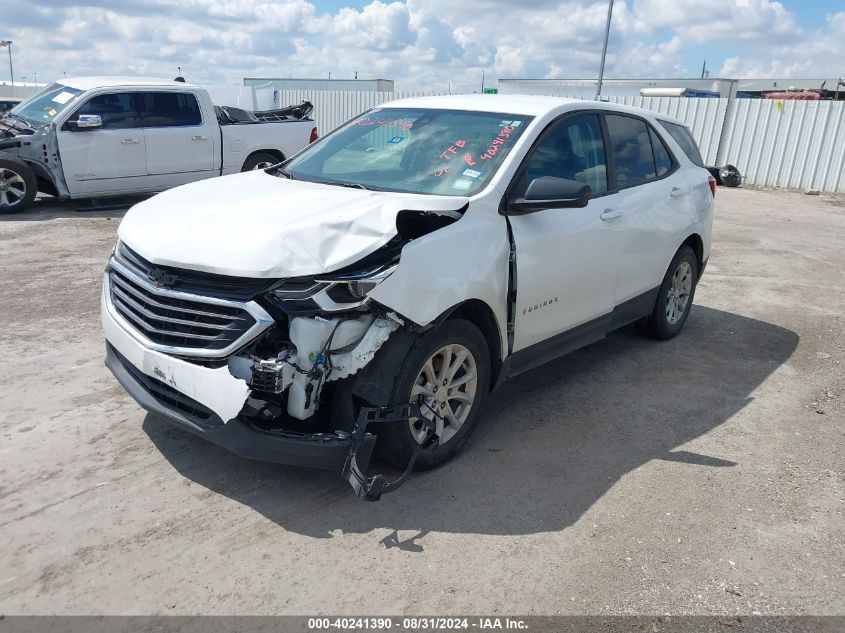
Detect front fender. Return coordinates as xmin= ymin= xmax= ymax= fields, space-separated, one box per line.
xmin=368 ymin=206 xmax=510 ymax=359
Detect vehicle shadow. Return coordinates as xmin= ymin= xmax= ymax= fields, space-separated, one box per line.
xmin=143 ymin=305 xmax=799 ymax=539
xmin=0 ymin=194 xmax=145 ymax=221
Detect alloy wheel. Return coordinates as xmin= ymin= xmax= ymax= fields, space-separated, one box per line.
xmin=409 ymin=343 xmax=478 ymax=445
xmin=666 ymin=261 xmax=693 ymax=325
xmin=0 ymin=167 xmax=26 ymax=208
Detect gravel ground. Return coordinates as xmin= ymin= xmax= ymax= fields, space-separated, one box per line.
xmin=0 ymin=187 xmax=843 ymax=615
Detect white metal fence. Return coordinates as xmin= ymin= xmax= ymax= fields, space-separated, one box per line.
xmin=273 ymin=89 xmax=444 ymax=133
xmin=719 ymin=99 xmax=845 ymax=193
xmin=0 ymin=84 xmax=41 ymax=99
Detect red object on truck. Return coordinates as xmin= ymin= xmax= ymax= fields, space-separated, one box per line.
xmin=764 ymin=91 xmax=821 ymax=100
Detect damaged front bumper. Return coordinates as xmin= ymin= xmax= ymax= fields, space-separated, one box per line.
xmin=102 ymin=270 xmax=425 ymax=498
xmin=105 ymin=342 xmax=376 ymax=472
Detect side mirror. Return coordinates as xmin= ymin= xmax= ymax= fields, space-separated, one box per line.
xmin=73 ymin=114 xmax=103 ymax=130
xmin=506 ymin=176 xmax=592 ymax=215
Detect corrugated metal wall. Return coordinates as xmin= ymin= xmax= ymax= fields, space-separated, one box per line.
xmin=275 ymin=89 xmax=442 ymax=133
xmin=718 ymin=99 xmax=845 ymax=192
xmin=0 ymin=85 xmax=41 ymax=99
xmin=271 ymin=89 xmax=845 ymax=192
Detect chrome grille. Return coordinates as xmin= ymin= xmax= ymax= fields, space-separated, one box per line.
xmin=106 ymin=257 xmax=273 ymax=357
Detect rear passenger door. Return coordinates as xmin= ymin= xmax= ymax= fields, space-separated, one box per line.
xmin=602 ymin=114 xmax=694 ymax=307
xmin=137 ymin=91 xmax=215 ymax=188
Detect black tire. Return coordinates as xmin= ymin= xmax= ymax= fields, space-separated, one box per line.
xmin=0 ymin=156 xmax=37 ymax=213
xmin=637 ymin=245 xmax=699 ymax=340
xmin=719 ymin=164 xmax=742 ymax=187
xmin=376 ymin=319 xmax=491 ymax=470
xmin=241 ymin=152 xmax=282 ymax=172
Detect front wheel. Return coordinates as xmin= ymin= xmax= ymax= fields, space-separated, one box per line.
xmin=377 ymin=319 xmax=491 ymax=470
xmin=637 ymin=245 xmax=699 ymax=340
xmin=0 ymin=156 xmax=37 ymax=213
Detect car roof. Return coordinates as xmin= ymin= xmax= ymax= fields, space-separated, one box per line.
xmin=57 ymin=76 xmax=199 ymax=91
xmin=376 ymin=93 xmax=689 ymax=128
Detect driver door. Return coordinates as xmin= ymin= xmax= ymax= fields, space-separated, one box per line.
xmin=57 ymin=91 xmax=148 ymax=196
xmin=508 ymin=112 xmax=620 ymax=352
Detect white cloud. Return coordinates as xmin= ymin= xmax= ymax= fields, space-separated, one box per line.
xmin=718 ymin=10 xmax=845 ymax=77
xmin=2 ymin=1 xmax=841 ymax=93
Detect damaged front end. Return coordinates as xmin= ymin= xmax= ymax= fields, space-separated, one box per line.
xmin=104 ymin=206 xmax=463 ymax=500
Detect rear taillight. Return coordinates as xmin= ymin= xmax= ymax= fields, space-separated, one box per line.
xmin=708 ymin=175 xmax=717 ymax=196
xmin=309 ymin=127 xmax=319 ymax=143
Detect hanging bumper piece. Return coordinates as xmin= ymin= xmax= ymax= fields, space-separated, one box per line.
xmin=342 ymin=403 xmax=439 ymax=502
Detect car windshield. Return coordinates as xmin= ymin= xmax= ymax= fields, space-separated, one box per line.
xmin=283 ymin=107 xmax=533 ymax=196
xmin=9 ymin=83 xmax=84 ymax=126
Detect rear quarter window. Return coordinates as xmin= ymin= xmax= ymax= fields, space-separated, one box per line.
xmin=658 ymin=120 xmax=704 ymax=167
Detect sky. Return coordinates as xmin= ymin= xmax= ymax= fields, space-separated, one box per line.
xmin=1 ymin=0 xmax=844 ymax=91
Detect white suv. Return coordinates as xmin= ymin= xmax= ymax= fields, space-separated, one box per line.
xmin=102 ymin=96 xmax=714 ymax=498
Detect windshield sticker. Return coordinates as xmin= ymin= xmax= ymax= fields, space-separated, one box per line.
xmin=388 ymin=136 xmax=404 ymax=144
xmin=480 ymin=125 xmax=515 ymax=161
xmin=52 ymin=91 xmax=75 ymax=105
xmin=439 ymin=139 xmax=467 ymax=160
xmin=434 ymin=167 xmax=452 ymax=177
xmin=463 ymin=168 xmax=482 ymax=179
xmin=47 ymin=108 xmax=57 ymax=117
xmin=452 ymin=179 xmax=473 ymax=190
xmin=353 ymin=117 xmax=414 ymax=129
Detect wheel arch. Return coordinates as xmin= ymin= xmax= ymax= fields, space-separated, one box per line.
xmin=433 ymin=298 xmax=504 ymax=388
xmin=243 ymin=148 xmax=285 ymax=169
xmin=682 ymin=233 xmax=704 ymax=272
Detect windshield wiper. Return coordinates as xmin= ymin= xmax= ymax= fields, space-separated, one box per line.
xmin=272 ymin=166 xmax=296 ymax=180
xmin=335 ymin=181 xmax=378 ymax=191
xmin=4 ymin=113 xmax=35 ymax=133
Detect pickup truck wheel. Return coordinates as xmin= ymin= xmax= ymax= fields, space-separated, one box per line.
xmin=241 ymin=152 xmax=282 ymax=172
xmin=0 ymin=157 xmax=37 ymax=213
xmin=377 ymin=319 xmax=490 ymax=470
xmin=637 ymin=245 xmax=698 ymax=340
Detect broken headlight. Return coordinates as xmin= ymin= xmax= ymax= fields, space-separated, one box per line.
xmin=264 ymin=264 xmax=397 ymax=315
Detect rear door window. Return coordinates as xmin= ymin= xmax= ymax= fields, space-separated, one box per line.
xmin=137 ymin=92 xmax=203 ymax=127
xmin=605 ymin=115 xmax=657 ymax=188
xmin=649 ymin=127 xmax=674 ymax=176
xmin=658 ymin=120 xmax=704 ymax=167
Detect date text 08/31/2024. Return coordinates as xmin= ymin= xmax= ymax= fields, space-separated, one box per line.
xmin=307 ymin=617 xmax=529 ymax=630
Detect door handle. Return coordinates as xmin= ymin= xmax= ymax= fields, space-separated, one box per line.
xmin=191 ymin=135 xmax=208 ymax=141
xmin=670 ymin=186 xmax=686 ymax=198
xmin=120 ymin=139 xmax=141 ymax=144
xmin=600 ymin=209 xmax=623 ymax=221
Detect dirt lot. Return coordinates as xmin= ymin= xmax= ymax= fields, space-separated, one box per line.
xmin=0 ymin=187 xmax=843 ymax=616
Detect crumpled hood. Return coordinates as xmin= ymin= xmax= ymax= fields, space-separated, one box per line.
xmin=118 ymin=170 xmax=468 ymax=278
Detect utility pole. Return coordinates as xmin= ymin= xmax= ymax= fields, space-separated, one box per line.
xmin=595 ymin=0 xmax=613 ymax=99
xmin=0 ymin=40 xmax=13 ymax=97
xmin=481 ymin=69 xmax=485 ymax=93
xmin=700 ymin=60 xmax=707 ymax=79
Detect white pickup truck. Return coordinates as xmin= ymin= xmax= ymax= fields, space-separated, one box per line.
xmin=0 ymin=76 xmax=317 ymax=212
